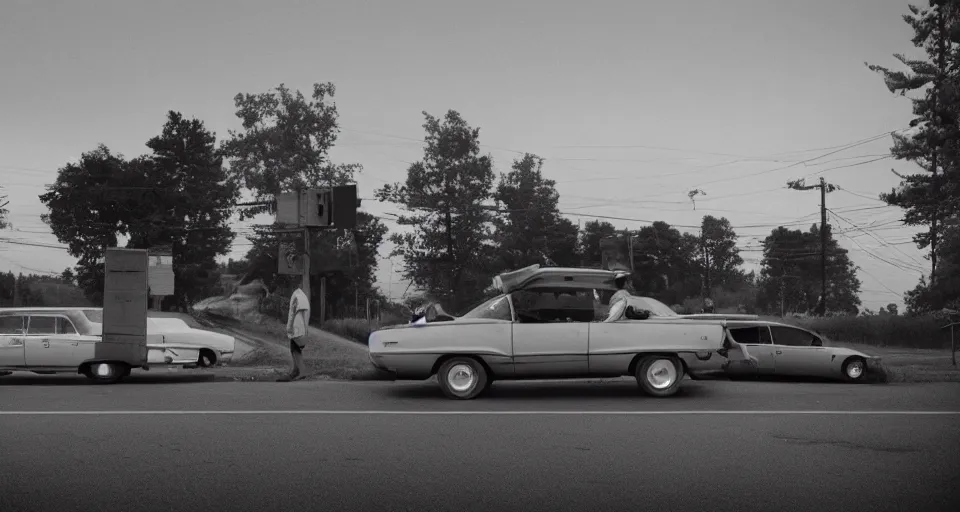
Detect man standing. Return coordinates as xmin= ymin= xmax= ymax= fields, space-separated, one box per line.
xmin=278 ymin=284 xmax=310 ymax=382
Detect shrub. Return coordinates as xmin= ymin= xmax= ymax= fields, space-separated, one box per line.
xmin=781 ymin=314 xmax=952 ymax=350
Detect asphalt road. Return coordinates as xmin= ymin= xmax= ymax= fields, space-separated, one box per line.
xmin=1 ymin=377 xmax=959 ymax=512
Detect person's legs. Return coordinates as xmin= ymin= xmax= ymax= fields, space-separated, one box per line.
xmin=277 ymin=338 xmax=306 ymax=382
xmin=290 ymin=338 xmax=306 ymax=377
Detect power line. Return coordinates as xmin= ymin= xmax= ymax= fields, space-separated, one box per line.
xmin=827 ymin=207 xmax=926 ymax=271
xmin=691 ymin=130 xmax=902 ymax=189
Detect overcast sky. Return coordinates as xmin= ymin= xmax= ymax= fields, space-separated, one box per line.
xmin=0 ymin=0 xmax=931 ymax=310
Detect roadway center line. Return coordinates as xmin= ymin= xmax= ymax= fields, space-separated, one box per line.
xmin=1 ymin=410 xmax=959 ymax=416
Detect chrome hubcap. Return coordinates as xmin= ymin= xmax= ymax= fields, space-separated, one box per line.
xmin=847 ymin=361 xmax=864 ymax=379
xmin=447 ymin=364 xmax=477 ymax=393
xmin=647 ymin=359 xmax=678 ymax=389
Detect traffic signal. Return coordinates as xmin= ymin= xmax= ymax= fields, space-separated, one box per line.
xmin=331 ymin=184 xmax=358 ymax=229
xmin=302 ymin=189 xmax=331 ymax=227
xmin=275 ymin=185 xmax=359 ymax=228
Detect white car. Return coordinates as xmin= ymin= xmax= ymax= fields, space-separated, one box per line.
xmin=81 ymin=309 xmax=236 ymax=368
xmin=144 ymin=316 xmax=236 ymax=367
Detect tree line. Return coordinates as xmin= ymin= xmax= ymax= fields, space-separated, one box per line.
xmin=20 ymin=1 xmax=958 ymax=318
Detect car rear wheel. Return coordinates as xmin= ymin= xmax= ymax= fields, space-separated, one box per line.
xmin=842 ymin=357 xmax=867 ymax=383
xmin=83 ymin=362 xmax=128 ymax=385
xmin=437 ymin=357 xmax=488 ymax=400
xmin=198 ymin=349 xmax=217 ymax=368
xmin=635 ymin=355 xmax=684 ymax=397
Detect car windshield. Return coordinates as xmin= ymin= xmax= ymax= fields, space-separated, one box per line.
xmin=460 ymin=295 xmax=511 ymax=320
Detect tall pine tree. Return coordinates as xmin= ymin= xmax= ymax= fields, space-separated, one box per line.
xmin=866 ymin=1 xmax=960 ymax=288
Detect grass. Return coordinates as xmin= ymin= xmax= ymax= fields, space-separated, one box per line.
xmin=829 ymin=341 xmax=960 ymax=383
xmin=193 ymin=312 xmax=393 ymax=381
xmin=776 ymin=314 xmax=953 ymax=350
xmin=320 ymin=318 xmax=382 ymax=345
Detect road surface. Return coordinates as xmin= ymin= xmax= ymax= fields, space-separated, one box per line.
xmin=1 ymin=376 xmax=959 ymax=512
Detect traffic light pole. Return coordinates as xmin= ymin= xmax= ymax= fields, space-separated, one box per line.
xmin=275 ymin=184 xmax=358 ymax=326
xmin=301 ymin=226 xmax=311 ymax=306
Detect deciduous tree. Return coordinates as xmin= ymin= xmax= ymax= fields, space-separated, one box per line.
xmin=697 ymin=215 xmax=745 ymax=291
xmin=755 ymin=224 xmax=862 ymax=315
xmin=221 ymin=82 xmax=384 ymax=318
xmin=492 ymin=153 xmax=579 ymax=271
xmin=39 ymin=144 xmax=134 ymax=304
xmin=578 ymin=220 xmax=617 ymax=268
xmin=375 ymin=110 xmax=496 ymax=312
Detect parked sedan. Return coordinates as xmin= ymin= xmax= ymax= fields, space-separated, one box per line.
xmin=0 ymin=307 xmax=155 ymax=382
xmin=83 ymin=309 xmax=236 ymax=367
xmin=368 ymin=265 xmax=756 ymax=400
xmin=687 ymin=319 xmax=883 ymax=382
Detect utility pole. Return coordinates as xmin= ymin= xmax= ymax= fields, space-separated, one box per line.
xmin=301 ymin=226 xmax=311 ymax=305
xmin=819 ymin=176 xmax=827 ymax=317
xmin=787 ymin=177 xmax=836 ymax=316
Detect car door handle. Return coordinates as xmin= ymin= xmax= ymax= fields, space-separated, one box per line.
xmin=70 ymin=341 xmax=79 ymax=346
xmin=42 ymin=339 xmax=50 ymax=348
xmin=775 ymin=350 xmax=782 ymax=354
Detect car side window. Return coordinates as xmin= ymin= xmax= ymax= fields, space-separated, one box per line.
xmin=0 ymin=316 xmax=25 ymax=335
xmin=770 ymin=326 xmax=817 ymax=347
xmin=730 ymin=326 xmax=765 ymax=344
xmin=57 ymin=317 xmax=79 ymax=335
xmin=759 ymin=326 xmax=773 ymax=344
xmin=27 ymin=316 xmax=57 ymax=335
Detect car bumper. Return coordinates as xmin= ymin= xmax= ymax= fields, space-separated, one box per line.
xmin=218 ymin=350 xmax=234 ymax=364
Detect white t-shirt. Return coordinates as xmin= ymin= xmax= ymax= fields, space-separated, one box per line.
xmin=287 ymin=288 xmax=311 ymax=339
xmin=610 ymin=289 xmax=631 ymax=306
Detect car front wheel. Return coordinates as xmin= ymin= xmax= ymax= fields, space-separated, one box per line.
xmin=635 ymin=355 xmax=684 ymax=397
xmin=842 ymin=357 xmax=867 ymax=383
xmin=437 ymin=357 xmax=489 ymax=400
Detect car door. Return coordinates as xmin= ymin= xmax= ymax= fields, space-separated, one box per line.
xmin=728 ymin=325 xmax=776 ymax=375
xmin=0 ymin=314 xmax=26 ymax=367
xmin=769 ymin=325 xmax=834 ymax=377
xmin=510 ymin=291 xmax=589 ymax=378
xmin=23 ymin=314 xmax=79 ymax=368
xmin=61 ymin=315 xmax=97 ymax=363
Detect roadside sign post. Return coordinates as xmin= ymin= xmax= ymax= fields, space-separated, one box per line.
xmin=944 ymin=322 xmax=958 ymax=367
xmin=274 ymin=184 xmax=360 ymax=324
xmin=147 ymin=245 xmax=174 ymax=310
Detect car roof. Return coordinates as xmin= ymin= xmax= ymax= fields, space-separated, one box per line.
xmin=0 ymin=307 xmax=95 ymax=314
xmin=493 ymin=264 xmax=629 ymax=294
xmin=726 ymin=319 xmax=817 ymax=331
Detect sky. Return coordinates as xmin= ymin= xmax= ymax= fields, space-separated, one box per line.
xmin=0 ymin=0 xmax=934 ymax=311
